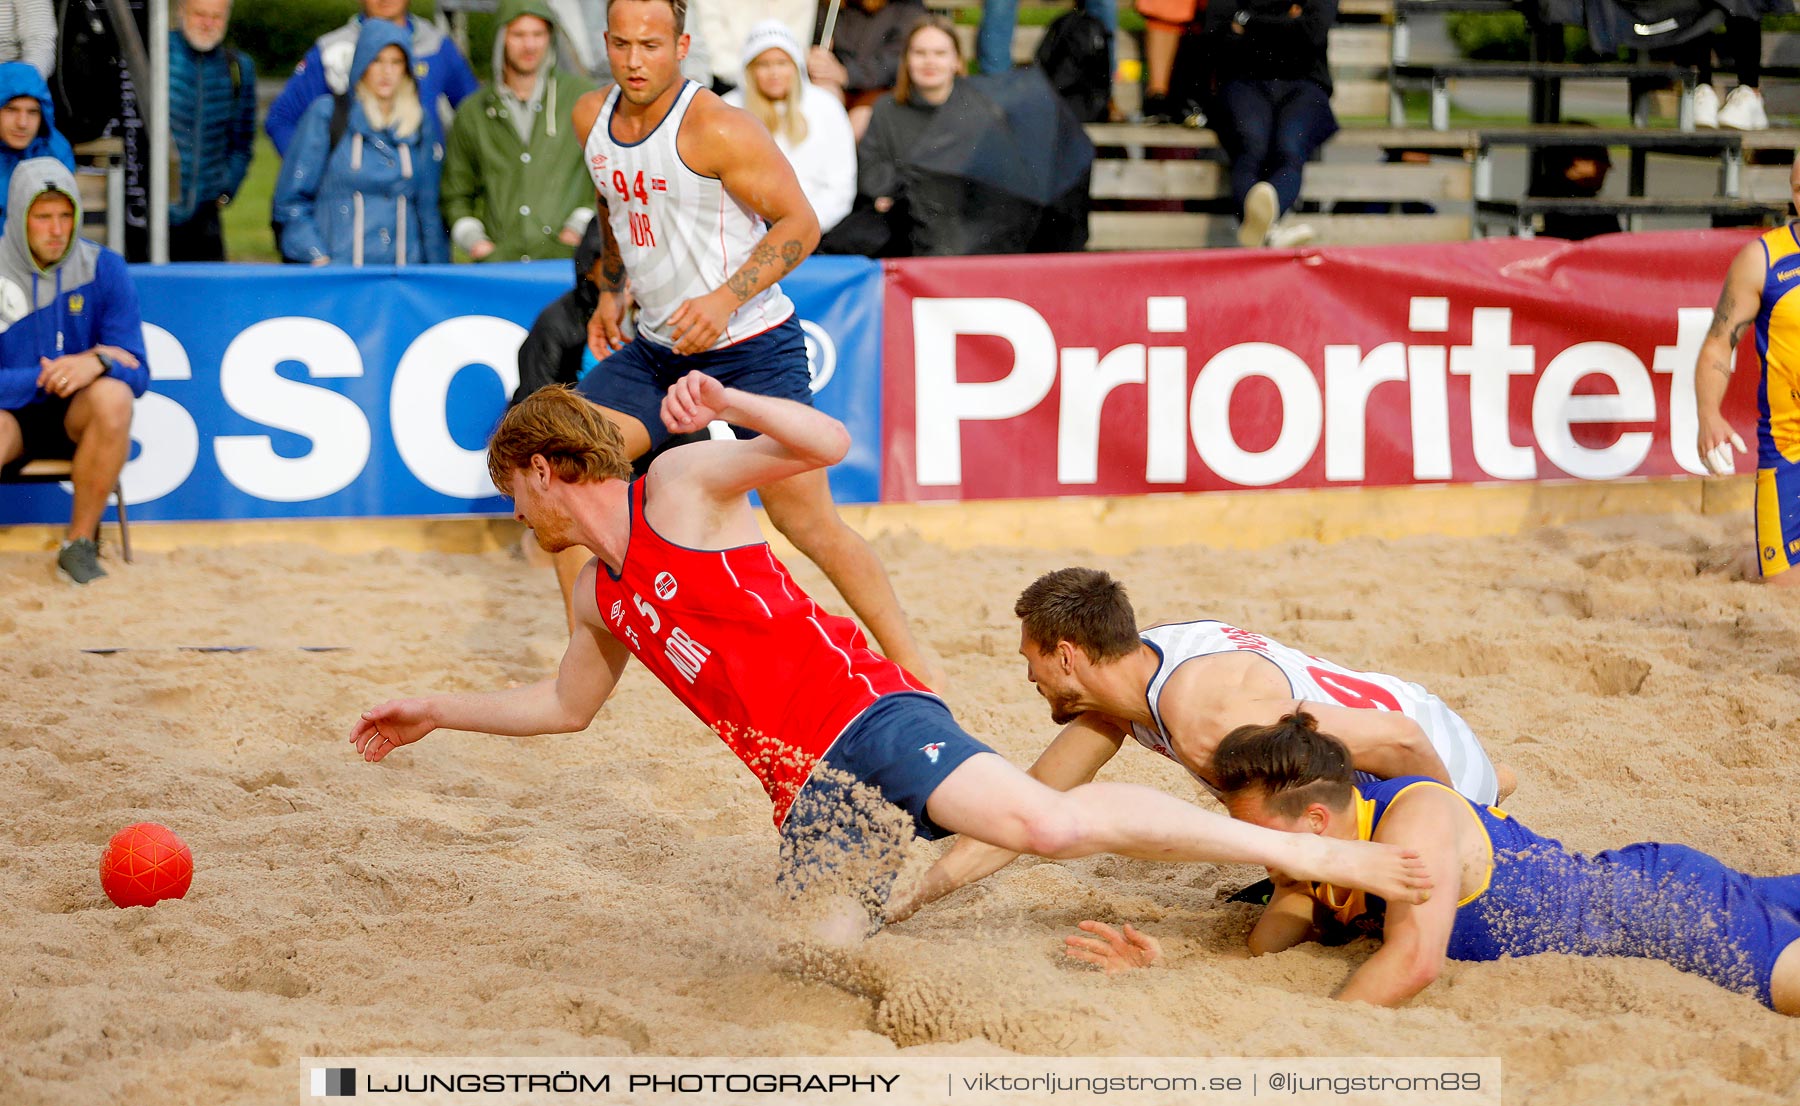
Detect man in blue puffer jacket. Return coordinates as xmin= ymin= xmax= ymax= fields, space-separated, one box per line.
xmin=0 ymin=61 xmax=72 ymax=222
xmin=271 ymin=19 xmax=450 ymax=266
xmin=162 ymin=0 xmax=257 ymax=260
xmin=265 ymin=0 xmax=478 ymax=156
xmin=0 ymin=159 xmax=149 ymax=585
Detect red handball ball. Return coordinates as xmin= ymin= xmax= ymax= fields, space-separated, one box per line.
xmin=99 ymin=823 xmax=193 ymax=908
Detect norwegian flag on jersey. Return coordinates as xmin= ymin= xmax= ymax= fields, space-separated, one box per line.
xmin=650 ymin=177 xmax=668 ymax=193
xmin=592 ymin=480 xmax=932 ymax=825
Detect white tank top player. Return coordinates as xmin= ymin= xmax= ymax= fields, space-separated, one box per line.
xmin=584 ymin=80 xmax=794 ymax=348
xmin=1133 ymin=621 xmax=1501 ymax=805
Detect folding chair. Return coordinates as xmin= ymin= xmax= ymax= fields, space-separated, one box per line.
xmin=0 ymin=458 xmax=132 ymax=563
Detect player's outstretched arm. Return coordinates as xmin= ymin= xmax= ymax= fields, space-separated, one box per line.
xmin=1696 ymin=240 xmax=1763 ymax=474
xmin=885 ymin=714 xmax=1126 ymax=924
xmin=1164 ymin=662 xmax=1454 ymax=787
xmin=654 ymin=370 xmax=851 ymax=499
xmin=1334 ymin=789 xmax=1465 ymax=1006
xmin=664 ymin=99 xmax=822 ymax=355
xmin=350 ymin=562 xmax=631 ymax=762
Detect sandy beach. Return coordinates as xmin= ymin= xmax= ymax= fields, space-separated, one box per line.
xmin=2 ymin=509 xmax=1798 ymax=1104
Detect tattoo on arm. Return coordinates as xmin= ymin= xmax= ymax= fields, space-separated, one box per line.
xmin=723 ymin=241 xmax=780 ymax=304
xmin=722 ymin=234 xmax=808 ymax=305
xmin=1708 ymin=290 xmax=1736 ymax=341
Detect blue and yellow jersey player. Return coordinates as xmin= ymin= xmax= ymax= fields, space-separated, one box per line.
xmin=1696 ymin=170 xmax=1800 ymax=586
xmin=1063 ymin=713 xmax=1800 ymax=1015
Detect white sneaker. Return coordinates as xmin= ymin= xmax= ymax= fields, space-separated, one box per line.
xmin=1266 ymin=218 xmax=1317 ymax=248
xmin=1717 ymin=85 xmax=1768 ymax=131
xmin=1239 ymin=181 xmax=1278 ymax=247
xmin=1693 ymin=83 xmax=1720 ymax=128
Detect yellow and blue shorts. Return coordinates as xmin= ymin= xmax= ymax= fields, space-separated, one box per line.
xmin=1754 ymin=457 xmax=1800 ymax=578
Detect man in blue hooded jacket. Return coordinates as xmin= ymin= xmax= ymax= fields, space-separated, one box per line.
xmin=265 ymin=0 xmax=478 ymax=156
xmin=0 ymin=61 xmax=73 ymax=222
xmin=0 ymin=158 xmax=149 ymax=584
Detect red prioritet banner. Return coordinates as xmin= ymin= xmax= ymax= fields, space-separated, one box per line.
xmin=880 ymin=230 xmax=1766 ymax=503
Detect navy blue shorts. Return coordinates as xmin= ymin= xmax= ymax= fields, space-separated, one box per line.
xmin=5 ymin=398 xmax=74 ymax=461
xmin=575 ymin=315 xmax=811 ymax=451
xmin=776 ymin=693 xmax=994 ymax=917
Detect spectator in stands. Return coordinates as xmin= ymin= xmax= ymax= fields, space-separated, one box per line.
xmin=698 ymin=0 xmax=814 ymax=89
xmin=1207 ymin=0 xmax=1338 ymax=249
xmin=808 ymin=0 xmax=925 ymax=139
xmin=0 ymin=158 xmax=148 ymax=585
xmin=0 ymin=61 xmax=70 ymax=222
xmin=265 ymin=0 xmax=478 ymax=156
xmin=442 ymin=0 xmax=595 ymax=263
xmin=979 ymin=0 xmax=1115 ymax=79
xmin=572 ymin=0 xmax=715 ymax=87
xmin=1529 ymin=140 xmax=1621 ymax=240
xmin=0 ymin=0 xmax=54 ymax=79
xmin=725 ymin=20 xmax=856 ymax=233
xmin=837 ymin=15 xmax=1088 ymax=256
xmin=1690 ymin=12 xmax=1779 ymax=131
xmin=272 ymin=20 xmax=449 ymax=267
xmin=165 ymin=0 xmax=256 ymax=262
xmin=1135 ymin=0 xmax=1203 ymax=124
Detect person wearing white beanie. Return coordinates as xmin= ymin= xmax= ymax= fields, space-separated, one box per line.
xmin=724 ymin=20 xmax=855 ymax=233
xmin=700 ymin=0 xmax=816 ymax=89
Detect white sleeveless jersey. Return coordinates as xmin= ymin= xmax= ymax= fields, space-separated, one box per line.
xmin=585 ymin=81 xmax=794 ymax=349
xmin=1132 ymin=621 xmax=1500 ymax=805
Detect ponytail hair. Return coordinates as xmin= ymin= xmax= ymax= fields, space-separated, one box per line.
xmin=1212 ymin=712 xmax=1356 ymax=817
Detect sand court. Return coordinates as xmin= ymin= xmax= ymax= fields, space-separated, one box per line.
xmin=3 ymin=508 xmax=1799 ymax=1104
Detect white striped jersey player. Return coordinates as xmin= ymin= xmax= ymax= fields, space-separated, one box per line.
xmin=1133 ymin=621 xmax=1501 ymax=805
xmin=583 ymin=79 xmax=794 ymax=349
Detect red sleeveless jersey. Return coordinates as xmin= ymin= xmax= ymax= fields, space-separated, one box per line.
xmin=592 ymin=478 xmax=933 ymax=825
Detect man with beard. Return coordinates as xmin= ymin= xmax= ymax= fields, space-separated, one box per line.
xmin=164 ymin=0 xmax=256 ymax=261
xmin=442 ymin=0 xmax=596 ymax=263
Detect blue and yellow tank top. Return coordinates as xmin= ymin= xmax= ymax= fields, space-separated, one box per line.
xmin=1304 ymin=777 xmax=1618 ymax=962
xmin=1753 ymin=225 xmax=1800 ymax=466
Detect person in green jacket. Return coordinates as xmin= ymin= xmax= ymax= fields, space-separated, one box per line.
xmin=442 ymin=0 xmax=597 ymax=262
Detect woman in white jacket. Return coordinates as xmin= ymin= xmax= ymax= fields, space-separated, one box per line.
xmin=723 ymin=20 xmax=856 ymax=234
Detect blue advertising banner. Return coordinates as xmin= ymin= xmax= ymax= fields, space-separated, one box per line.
xmin=0 ymin=257 xmax=884 ymax=525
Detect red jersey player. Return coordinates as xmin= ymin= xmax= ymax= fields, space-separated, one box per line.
xmin=350 ymin=374 xmax=1432 ymax=935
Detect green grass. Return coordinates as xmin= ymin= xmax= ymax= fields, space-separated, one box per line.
xmin=221 ymin=134 xmax=282 ymax=263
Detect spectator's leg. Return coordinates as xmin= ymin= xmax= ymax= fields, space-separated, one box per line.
xmin=169 ymin=204 xmax=226 ymax=263
xmin=0 ymin=410 xmax=22 ymax=468
xmin=61 ymin=378 xmax=134 ymax=543
xmin=1730 ymin=17 xmax=1762 ymax=89
xmin=977 ymin=0 xmax=1022 ymax=75
xmin=1267 ymin=80 xmax=1339 ymax=217
xmin=1144 ymin=22 xmax=1179 ymax=100
xmin=1217 ymin=81 xmax=1277 ymax=213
